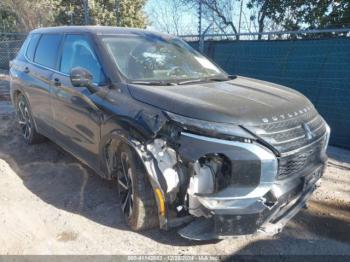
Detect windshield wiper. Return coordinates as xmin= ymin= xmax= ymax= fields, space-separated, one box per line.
xmin=130 ymin=80 xmax=176 ymax=86
xmin=206 ymin=75 xmax=236 ymax=82
xmin=178 ymin=75 xmax=236 ymax=85
xmin=178 ymin=79 xmax=203 ymax=85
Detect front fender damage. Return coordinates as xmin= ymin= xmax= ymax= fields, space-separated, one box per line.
xmin=108 ymin=109 xmax=325 ymax=241
xmin=115 ymin=111 xmax=272 ymax=234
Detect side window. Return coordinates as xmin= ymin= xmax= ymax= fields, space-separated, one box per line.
xmin=25 ymin=34 xmax=41 ymax=61
xmin=34 ymin=34 xmax=62 ymax=69
xmin=60 ymin=34 xmax=106 ymax=84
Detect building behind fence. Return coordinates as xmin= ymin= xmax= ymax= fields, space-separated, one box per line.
xmin=0 ymin=29 xmax=349 ymax=149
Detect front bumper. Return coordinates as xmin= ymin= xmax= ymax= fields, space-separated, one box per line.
xmin=175 ymin=131 xmax=328 ymax=240
xmin=178 ymin=165 xmax=325 ymax=240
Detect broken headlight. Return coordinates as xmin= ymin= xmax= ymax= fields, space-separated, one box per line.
xmin=165 ymin=111 xmax=256 ymax=142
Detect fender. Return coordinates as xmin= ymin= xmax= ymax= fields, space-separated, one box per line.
xmin=10 ymin=82 xmax=41 ymax=133
xmin=98 ymin=128 xmax=169 ymax=229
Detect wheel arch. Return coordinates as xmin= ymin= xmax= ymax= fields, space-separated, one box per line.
xmin=98 ymin=129 xmax=168 ymax=229
xmin=12 ymin=89 xmax=40 ymax=131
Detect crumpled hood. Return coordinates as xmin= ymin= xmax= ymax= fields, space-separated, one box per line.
xmin=127 ymin=76 xmax=313 ymax=126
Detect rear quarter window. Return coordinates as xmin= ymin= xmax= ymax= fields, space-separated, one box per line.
xmin=34 ymin=34 xmax=62 ymax=69
xmin=25 ymin=34 xmax=41 ymax=61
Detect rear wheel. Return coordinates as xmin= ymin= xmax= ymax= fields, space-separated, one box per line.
xmin=16 ymin=93 xmax=45 ymax=144
xmin=116 ymin=143 xmax=159 ymax=231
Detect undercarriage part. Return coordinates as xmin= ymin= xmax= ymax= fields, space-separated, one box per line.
xmin=178 ymin=218 xmax=216 ymax=241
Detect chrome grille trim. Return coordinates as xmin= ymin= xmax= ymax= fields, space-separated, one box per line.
xmin=279 ymin=134 xmax=326 ymax=157
xmin=251 ymin=112 xmax=327 ymax=153
xmin=272 ymin=133 xmax=306 ymax=145
xmin=246 ymin=110 xmax=329 ymax=179
xmin=277 ymin=135 xmax=326 ymax=179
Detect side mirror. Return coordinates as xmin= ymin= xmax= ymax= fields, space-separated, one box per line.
xmin=70 ymin=67 xmax=99 ymax=93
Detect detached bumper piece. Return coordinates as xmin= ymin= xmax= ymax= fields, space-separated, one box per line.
xmin=178 ymin=166 xmax=324 ymax=240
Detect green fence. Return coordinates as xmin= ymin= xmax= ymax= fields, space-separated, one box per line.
xmin=189 ymin=38 xmax=350 ymax=149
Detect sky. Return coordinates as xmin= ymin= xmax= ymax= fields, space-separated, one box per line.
xmin=144 ymin=0 xmax=257 ymax=36
xmin=144 ymin=0 xmax=198 ymax=35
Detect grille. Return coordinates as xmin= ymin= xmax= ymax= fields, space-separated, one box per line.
xmin=277 ymin=141 xmax=324 ymax=179
xmin=252 ymin=109 xmax=327 ymax=154
xmin=246 ymin=108 xmax=328 ymax=179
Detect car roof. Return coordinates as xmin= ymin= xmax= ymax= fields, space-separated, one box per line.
xmin=31 ymin=26 xmax=172 ymax=39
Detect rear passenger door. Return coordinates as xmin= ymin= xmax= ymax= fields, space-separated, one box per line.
xmin=21 ymin=33 xmax=62 ymax=136
xmin=50 ymin=34 xmax=106 ymax=167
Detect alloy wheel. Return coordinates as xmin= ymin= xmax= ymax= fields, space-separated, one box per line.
xmin=17 ymin=97 xmax=32 ymax=141
xmin=118 ymin=152 xmax=134 ymax=219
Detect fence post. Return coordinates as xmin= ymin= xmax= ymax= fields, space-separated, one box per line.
xmin=83 ymin=0 xmax=90 ymax=25
xmin=199 ymin=23 xmax=213 ymax=53
xmin=6 ymin=41 xmax=10 ymax=69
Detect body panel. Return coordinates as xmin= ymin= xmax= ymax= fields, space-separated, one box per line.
xmin=127 ymin=76 xmax=312 ymax=126
xmin=50 ymin=72 xmax=102 ymax=167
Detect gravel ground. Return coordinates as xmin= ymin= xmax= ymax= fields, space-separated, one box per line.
xmin=0 ymin=72 xmax=349 ymax=256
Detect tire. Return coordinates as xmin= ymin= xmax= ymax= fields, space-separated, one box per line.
xmin=116 ymin=143 xmax=159 ymax=231
xmin=16 ymin=93 xmax=45 ymax=144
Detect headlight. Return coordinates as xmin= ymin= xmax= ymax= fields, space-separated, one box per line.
xmin=165 ymin=111 xmax=256 ymax=142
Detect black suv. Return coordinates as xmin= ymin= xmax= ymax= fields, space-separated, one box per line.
xmin=10 ymin=26 xmax=330 ymax=240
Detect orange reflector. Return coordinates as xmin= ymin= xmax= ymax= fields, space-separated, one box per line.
xmin=155 ymin=188 xmax=165 ymax=217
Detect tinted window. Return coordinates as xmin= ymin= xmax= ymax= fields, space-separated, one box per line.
xmin=60 ymin=34 xmax=105 ymax=84
xmin=26 ymin=34 xmax=41 ymax=61
xmin=34 ymin=34 xmax=62 ymax=69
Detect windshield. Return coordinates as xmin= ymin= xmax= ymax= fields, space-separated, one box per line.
xmin=100 ymin=34 xmax=227 ymax=83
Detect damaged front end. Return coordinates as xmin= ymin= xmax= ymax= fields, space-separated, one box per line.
xmin=132 ymin=109 xmax=329 ymax=240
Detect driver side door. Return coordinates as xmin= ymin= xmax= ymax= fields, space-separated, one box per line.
xmin=50 ymin=34 xmax=106 ymax=167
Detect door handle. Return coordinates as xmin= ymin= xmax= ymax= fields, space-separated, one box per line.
xmin=53 ymin=78 xmax=61 ymax=87
xmin=24 ymin=67 xmax=30 ymax=73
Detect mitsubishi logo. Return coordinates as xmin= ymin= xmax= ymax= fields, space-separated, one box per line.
xmin=302 ymin=123 xmax=314 ymax=140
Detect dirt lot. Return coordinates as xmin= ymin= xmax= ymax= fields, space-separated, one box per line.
xmin=0 ymin=72 xmax=349 ymax=256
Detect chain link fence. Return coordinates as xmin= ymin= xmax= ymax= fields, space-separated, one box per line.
xmin=0 ymin=33 xmax=27 ymax=69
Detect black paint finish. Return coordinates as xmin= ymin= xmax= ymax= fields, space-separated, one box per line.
xmin=9 ymin=27 xmax=328 ymax=236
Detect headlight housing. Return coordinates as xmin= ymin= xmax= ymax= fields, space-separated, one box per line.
xmin=165 ymin=111 xmax=256 ymax=142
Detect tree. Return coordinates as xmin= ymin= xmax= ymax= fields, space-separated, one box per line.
xmin=301 ymin=0 xmax=350 ymax=30
xmin=147 ymin=0 xmax=196 ymax=35
xmin=181 ymin=0 xmax=241 ymax=37
xmin=0 ymin=9 xmax=18 ymax=32
xmin=0 ymin=0 xmax=57 ymax=32
xmin=199 ymin=0 xmax=239 ymax=36
xmin=0 ymin=0 xmax=148 ymax=32
xmin=54 ymin=0 xmax=87 ymax=25
xmin=119 ymin=0 xmax=147 ymax=28
xmin=179 ymin=0 xmax=266 ymax=39
xmin=54 ymin=0 xmax=147 ymax=28
xmin=247 ymin=0 xmax=350 ymax=38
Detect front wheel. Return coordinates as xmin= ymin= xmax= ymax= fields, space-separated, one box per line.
xmin=116 ymin=143 xmax=159 ymax=231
